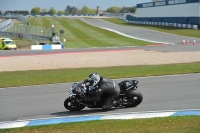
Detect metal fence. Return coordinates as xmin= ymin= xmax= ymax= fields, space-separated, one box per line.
xmin=7 ymin=25 xmax=52 ymax=37
xmin=0 ymin=18 xmax=13 ymax=31
xmin=0 ymin=18 xmax=52 ymax=41
xmin=16 ymin=15 xmax=28 ymax=24
xmin=0 ymin=32 xmax=50 ymax=41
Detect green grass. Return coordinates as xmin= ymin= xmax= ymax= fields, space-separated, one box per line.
xmin=28 ymin=17 xmax=151 ymax=48
xmin=102 ymin=18 xmax=200 ymax=38
xmin=1 ymin=116 xmax=200 ymax=133
xmin=0 ymin=62 xmax=200 ymax=88
xmin=1 ymin=17 xmax=199 ymax=133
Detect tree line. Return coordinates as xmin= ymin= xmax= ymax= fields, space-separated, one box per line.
xmin=1 ymin=10 xmax=29 ymax=15
xmin=1 ymin=5 xmax=136 ymax=16
xmin=31 ymin=5 xmax=136 ymax=14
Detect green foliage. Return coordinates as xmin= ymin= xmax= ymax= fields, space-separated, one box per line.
xmin=28 ymin=17 xmax=149 ymax=48
xmin=49 ymin=7 xmax=56 ymax=15
xmin=106 ymin=6 xmax=121 ymax=13
xmin=30 ymin=7 xmax=41 ymax=14
xmin=57 ymin=10 xmax=65 ymax=14
xmin=120 ymin=6 xmax=136 ymax=13
xmin=65 ymin=5 xmax=78 ymax=14
xmin=41 ymin=8 xmax=47 ymax=13
xmin=129 ymin=6 xmax=136 ymax=13
xmin=78 ymin=6 xmax=95 ymax=14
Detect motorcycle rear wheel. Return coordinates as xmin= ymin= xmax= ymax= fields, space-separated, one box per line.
xmin=64 ymin=98 xmax=86 ymax=111
xmin=124 ymin=90 xmax=143 ymax=107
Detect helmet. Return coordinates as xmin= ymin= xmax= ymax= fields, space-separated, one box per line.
xmin=88 ymin=72 xmax=100 ymax=86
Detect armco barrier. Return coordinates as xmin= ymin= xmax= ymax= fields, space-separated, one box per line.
xmin=119 ymin=17 xmax=198 ymax=29
xmin=31 ymin=45 xmax=64 ymax=50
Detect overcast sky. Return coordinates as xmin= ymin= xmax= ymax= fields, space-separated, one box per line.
xmin=0 ymin=0 xmax=150 ymax=12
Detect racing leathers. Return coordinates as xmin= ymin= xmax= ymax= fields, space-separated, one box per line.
xmin=82 ymin=76 xmax=120 ymax=110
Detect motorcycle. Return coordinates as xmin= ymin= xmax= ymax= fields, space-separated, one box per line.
xmin=64 ymin=79 xmax=143 ymax=111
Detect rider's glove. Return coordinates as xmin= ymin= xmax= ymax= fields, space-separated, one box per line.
xmin=88 ymin=86 xmax=96 ymax=94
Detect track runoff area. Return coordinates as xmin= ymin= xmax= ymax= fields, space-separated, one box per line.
xmin=1 ymin=2 xmax=200 ymax=129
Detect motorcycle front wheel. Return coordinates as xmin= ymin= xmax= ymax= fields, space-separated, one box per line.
xmin=124 ymin=90 xmax=143 ymax=107
xmin=64 ymin=98 xmax=86 ymax=111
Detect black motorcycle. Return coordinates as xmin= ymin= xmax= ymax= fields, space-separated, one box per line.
xmin=64 ymin=79 xmax=143 ymax=111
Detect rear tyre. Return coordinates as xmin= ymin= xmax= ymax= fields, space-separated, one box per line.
xmin=64 ymin=98 xmax=85 ymax=111
xmin=124 ymin=90 xmax=143 ymax=107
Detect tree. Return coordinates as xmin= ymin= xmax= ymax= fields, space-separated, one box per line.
xmin=78 ymin=6 xmax=94 ymax=14
xmin=42 ymin=8 xmax=47 ymax=13
xmin=65 ymin=5 xmax=78 ymax=14
xmin=49 ymin=7 xmax=56 ymax=14
xmin=57 ymin=10 xmax=65 ymax=14
xmin=120 ymin=7 xmax=128 ymax=13
xmin=106 ymin=6 xmax=120 ymax=13
xmin=31 ymin=7 xmax=41 ymax=14
xmin=71 ymin=6 xmax=78 ymax=14
xmin=0 ymin=10 xmax=2 ymax=15
xmin=129 ymin=6 xmax=136 ymax=13
xmin=65 ymin=5 xmax=71 ymax=14
xmin=4 ymin=11 xmax=11 ymax=15
xmin=25 ymin=10 xmax=30 ymax=15
xmin=120 ymin=6 xmax=136 ymax=13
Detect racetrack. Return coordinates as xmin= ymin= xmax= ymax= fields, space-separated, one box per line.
xmin=82 ymin=19 xmax=200 ymax=44
xmin=1 ymin=43 xmax=200 ymax=57
xmin=0 ymin=18 xmax=200 ymax=124
xmin=0 ymin=74 xmax=200 ymax=122
xmin=1 ymin=18 xmax=200 ymax=72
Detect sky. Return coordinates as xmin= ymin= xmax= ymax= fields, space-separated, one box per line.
xmin=0 ymin=0 xmax=150 ymax=12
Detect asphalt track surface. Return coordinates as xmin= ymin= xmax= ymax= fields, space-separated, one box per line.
xmin=82 ymin=19 xmax=200 ymax=44
xmin=0 ymin=74 xmax=200 ymax=122
xmin=1 ymin=44 xmax=200 ymax=57
xmin=0 ymin=19 xmax=200 ymax=123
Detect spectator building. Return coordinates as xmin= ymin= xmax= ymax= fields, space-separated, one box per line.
xmin=127 ymin=0 xmax=200 ymax=28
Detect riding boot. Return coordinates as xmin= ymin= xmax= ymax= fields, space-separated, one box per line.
xmin=102 ymin=96 xmax=114 ymax=110
xmin=113 ymin=99 xmax=121 ymax=107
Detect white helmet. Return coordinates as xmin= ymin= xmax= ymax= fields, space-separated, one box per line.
xmin=88 ymin=72 xmax=100 ymax=86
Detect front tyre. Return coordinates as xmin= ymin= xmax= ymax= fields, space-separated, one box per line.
xmin=124 ymin=90 xmax=143 ymax=107
xmin=64 ymin=98 xmax=86 ymax=111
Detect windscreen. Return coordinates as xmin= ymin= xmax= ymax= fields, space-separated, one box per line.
xmin=4 ymin=41 xmax=14 ymax=45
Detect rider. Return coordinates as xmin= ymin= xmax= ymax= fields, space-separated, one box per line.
xmin=82 ymin=72 xmax=120 ymax=110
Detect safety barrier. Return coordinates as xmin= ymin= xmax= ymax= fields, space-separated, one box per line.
xmin=0 ymin=31 xmax=50 ymax=41
xmin=16 ymin=15 xmax=28 ymax=24
xmin=31 ymin=44 xmax=64 ymax=50
xmin=0 ymin=17 xmax=52 ymax=41
xmin=25 ymin=14 xmax=108 ymax=16
xmin=0 ymin=19 xmax=13 ymax=31
xmin=119 ymin=17 xmax=198 ymax=29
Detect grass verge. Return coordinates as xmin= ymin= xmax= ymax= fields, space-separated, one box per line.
xmin=0 ymin=116 xmax=200 ymax=133
xmin=0 ymin=62 xmax=200 ymax=88
xmin=102 ymin=18 xmax=200 ymax=38
xmin=28 ymin=17 xmax=151 ymax=48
